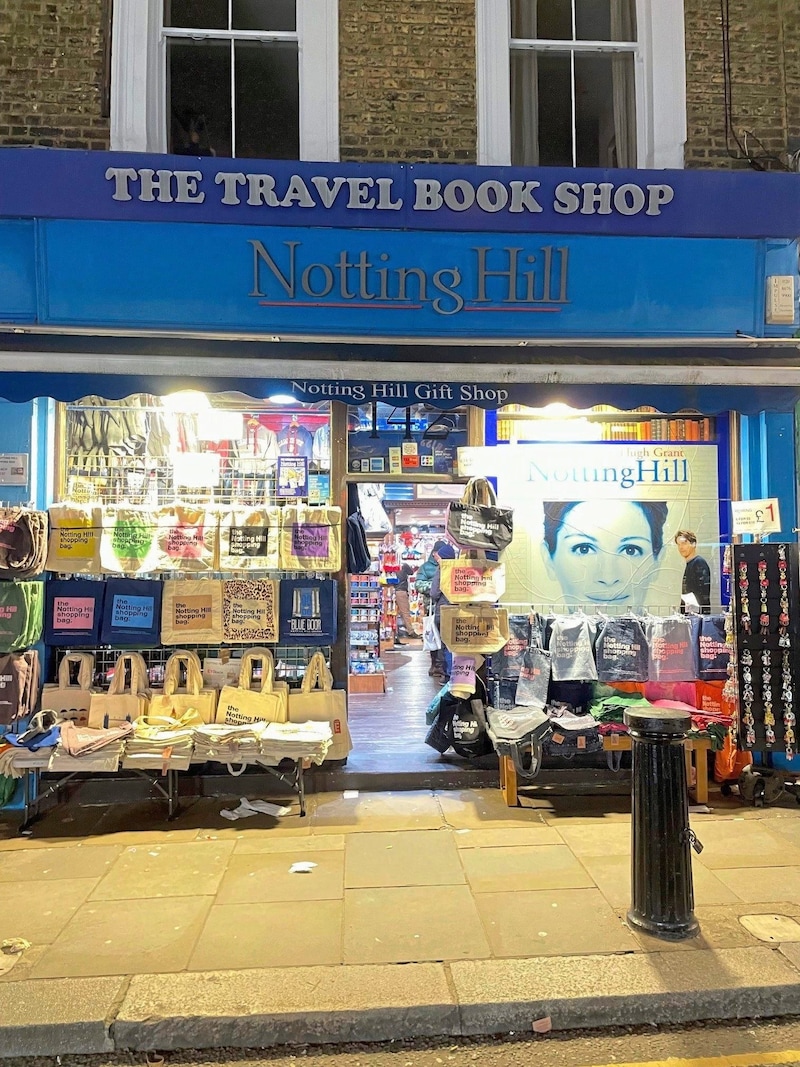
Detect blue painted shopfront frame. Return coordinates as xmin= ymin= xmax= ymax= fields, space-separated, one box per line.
xmin=0 ymin=148 xmax=798 ymax=409
xmin=25 ymin=219 xmax=767 ymax=339
xmin=0 ymin=214 xmax=793 ymax=341
xmin=1 ymin=148 xmax=800 ymax=239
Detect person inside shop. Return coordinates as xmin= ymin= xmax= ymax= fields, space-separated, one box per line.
xmin=173 ymin=110 xmax=216 ymax=156
xmin=674 ymin=529 xmax=711 ymax=612
xmin=394 ymin=560 xmax=421 ymax=643
xmin=541 ymin=499 xmax=668 ymax=608
xmin=429 ymin=540 xmax=457 ymax=682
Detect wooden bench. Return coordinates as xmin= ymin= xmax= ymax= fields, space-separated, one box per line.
xmin=498 ymin=734 xmax=713 ymax=808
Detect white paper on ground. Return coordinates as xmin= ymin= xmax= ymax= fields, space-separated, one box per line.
xmin=343 ymin=789 xmax=359 ymax=799
xmin=289 ymin=861 xmax=318 ymax=874
xmin=241 ymin=798 xmax=292 ymax=817
xmin=689 ymin=804 xmax=712 ymax=814
xmin=0 ymin=938 xmax=30 ymax=972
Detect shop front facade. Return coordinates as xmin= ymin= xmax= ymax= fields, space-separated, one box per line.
xmin=0 ymin=147 xmax=800 ymax=799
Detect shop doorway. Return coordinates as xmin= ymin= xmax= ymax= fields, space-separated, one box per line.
xmin=345 ymin=481 xmax=486 ymax=777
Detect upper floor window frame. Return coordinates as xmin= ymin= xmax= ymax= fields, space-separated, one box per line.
xmin=110 ymin=0 xmax=339 ymax=162
xmin=476 ymin=0 xmax=687 ymax=169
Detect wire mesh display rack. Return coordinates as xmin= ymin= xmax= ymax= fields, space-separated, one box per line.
xmin=61 ymin=398 xmax=332 ymax=507
xmin=54 ymin=643 xmax=332 ymax=692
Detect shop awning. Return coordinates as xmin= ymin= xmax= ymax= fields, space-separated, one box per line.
xmin=1 ymin=331 xmax=800 ymax=414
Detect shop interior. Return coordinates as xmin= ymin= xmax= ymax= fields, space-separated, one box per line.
xmin=345 ymin=480 xmax=471 ymax=776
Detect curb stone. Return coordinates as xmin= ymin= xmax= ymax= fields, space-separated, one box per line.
xmin=1 ymin=950 xmax=800 ymax=1057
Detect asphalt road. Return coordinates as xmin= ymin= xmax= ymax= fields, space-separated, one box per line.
xmin=7 ymin=1019 xmax=800 ymax=1067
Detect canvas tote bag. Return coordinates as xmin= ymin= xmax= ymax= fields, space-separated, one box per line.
xmin=0 ymin=508 xmax=48 ymax=578
xmin=42 ymin=652 xmax=97 ymax=727
xmin=149 ymin=649 xmax=218 ymax=724
xmin=88 ymin=651 xmax=151 ymax=729
xmin=100 ymin=577 xmax=162 ymax=647
xmin=288 ymin=650 xmax=351 ymax=760
xmin=44 ymin=578 xmax=104 ymax=647
xmin=161 ymin=579 xmax=224 ymax=645
xmin=222 ymin=579 xmax=279 ymax=643
xmin=154 ymin=504 xmax=218 ymax=573
xmin=438 ymin=552 xmax=505 ymax=604
xmin=439 ymin=604 xmax=510 ymax=654
xmin=446 ymin=478 xmax=513 ymax=552
xmin=216 ymin=647 xmax=289 ymax=726
xmin=218 ymin=505 xmax=281 ymax=571
xmin=100 ymin=506 xmax=160 ymax=574
xmin=46 ymin=504 xmax=102 ymax=575
xmin=280 ymin=504 xmax=342 ymax=572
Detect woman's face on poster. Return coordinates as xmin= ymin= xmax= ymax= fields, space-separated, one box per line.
xmin=541 ymin=499 xmax=662 ymax=606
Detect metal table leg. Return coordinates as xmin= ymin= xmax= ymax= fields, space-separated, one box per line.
xmin=297 ymin=760 xmax=306 ymax=817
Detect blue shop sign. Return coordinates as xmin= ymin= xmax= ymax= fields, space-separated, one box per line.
xmin=27 ymin=219 xmax=765 ymax=339
xmin=1 ymin=148 xmax=800 ymax=239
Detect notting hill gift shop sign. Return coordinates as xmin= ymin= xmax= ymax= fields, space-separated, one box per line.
xmin=0 ymin=149 xmax=798 ymax=339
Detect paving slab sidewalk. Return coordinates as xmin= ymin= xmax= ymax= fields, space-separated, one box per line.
xmin=2 ymin=788 xmax=800 ymax=1056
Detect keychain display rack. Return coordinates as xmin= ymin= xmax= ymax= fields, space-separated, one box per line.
xmin=732 ymin=542 xmax=798 ymax=758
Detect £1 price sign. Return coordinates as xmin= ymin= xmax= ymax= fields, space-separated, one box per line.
xmin=730 ymin=498 xmax=782 ymax=536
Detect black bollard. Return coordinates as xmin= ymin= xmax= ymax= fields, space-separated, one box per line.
xmin=623 ymin=708 xmax=701 ymax=941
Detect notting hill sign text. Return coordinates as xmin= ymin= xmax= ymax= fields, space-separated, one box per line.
xmin=249 ymin=239 xmax=570 ymax=317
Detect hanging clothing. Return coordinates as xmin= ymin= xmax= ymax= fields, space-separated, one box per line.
xmin=312 ymin=424 xmax=331 ymax=466
xmin=278 ymin=422 xmax=314 ymax=458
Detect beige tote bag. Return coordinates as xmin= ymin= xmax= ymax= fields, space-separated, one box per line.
xmin=438 ymin=553 xmax=506 ymax=604
xmin=41 ymin=652 xmax=97 ymax=727
xmin=280 ymin=504 xmax=342 ymax=572
xmin=288 ymin=651 xmax=351 ymax=761
xmin=218 ymin=506 xmax=281 ymax=571
xmin=149 ymin=649 xmax=218 ymax=724
xmin=100 ymin=506 xmax=160 ymax=574
xmin=216 ymin=647 xmax=289 ymax=726
xmin=161 ymin=579 xmax=224 ymax=645
xmin=154 ymin=505 xmax=218 ymax=573
xmin=88 ymin=652 xmax=151 ymax=729
xmin=222 ymin=579 xmax=279 ymax=643
xmin=46 ymin=504 xmax=102 ymax=575
xmin=439 ymin=604 xmax=510 ymax=654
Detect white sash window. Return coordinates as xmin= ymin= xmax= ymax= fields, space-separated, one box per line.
xmin=477 ymin=0 xmax=686 ymax=169
xmin=111 ymin=0 xmax=339 ymax=161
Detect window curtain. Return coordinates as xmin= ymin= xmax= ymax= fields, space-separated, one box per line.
xmin=609 ymin=0 xmax=637 ymax=167
xmin=511 ymin=0 xmax=539 ymax=166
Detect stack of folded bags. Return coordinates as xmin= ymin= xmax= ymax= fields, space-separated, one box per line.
xmin=192 ymin=722 xmax=265 ymax=765
xmin=49 ymin=719 xmax=132 ymax=772
xmin=123 ymin=715 xmax=195 ymax=772
xmin=260 ymin=721 xmax=333 ymax=765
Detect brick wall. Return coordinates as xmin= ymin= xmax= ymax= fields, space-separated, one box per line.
xmin=339 ymin=0 xmax=477 ymax=163
xmin=0 ymin=0 xmax=109 ymax=149
xmin=684 ymin=0 xmax=793 ymax=170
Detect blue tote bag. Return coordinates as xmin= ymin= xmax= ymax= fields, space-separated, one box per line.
xmin=100 ymin=578 xmax=163 ymax=647
xmin=45 ymin=578 xmax=104 ymax=647
xmin=279 ymin=578 xmax=338 ymax=646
